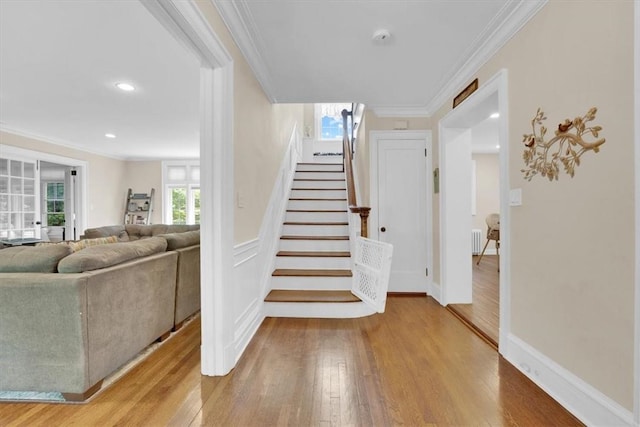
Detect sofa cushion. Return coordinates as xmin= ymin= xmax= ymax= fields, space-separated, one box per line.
xmin=57 ymin=236 xmax=168 ymax=273
xmin=36 ymin=236 xmax=119 ymax=252
xmin=83 ymin=225 xmax=129 ymax=241
xmin=0 ymin=245 xmax=73 ymax=273
xmin=161 ymin=230 xmax=200 ymax=250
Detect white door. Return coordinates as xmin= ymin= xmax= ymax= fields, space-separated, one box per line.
xmin=377 ymin=138 xmax=428 ymax=292
xmin=0 ymin=157 xmax=40 ymax=240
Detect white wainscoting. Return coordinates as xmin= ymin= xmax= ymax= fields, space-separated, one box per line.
xmin=232 ymin=238 xmax=262 ymax=362
xmin=506 ymin=334 xmax=634 ymax=427
xmin=231 ymin=125 xmax=302 ymax=364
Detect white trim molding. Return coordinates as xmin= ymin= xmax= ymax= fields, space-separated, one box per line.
xmin=633 ymin=0 xmax=640 ymax=424
xmin=368 ymin=105 xmax=430 ymax=118
xmin=425 ymin=0 xmax=546 ymax=116
xmin=143 ymin=0 xmax=235 ymax=376
xmin=233 ymin=238 xmax=263 ymax=362
xmin=211 ymin=0 xmax=277 ymax=102
xmin=507 ymin=334 xmax=634 ymax=426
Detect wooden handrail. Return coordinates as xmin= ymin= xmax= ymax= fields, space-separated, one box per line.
xmin=342 ymin=109 xmax=371 ymax=238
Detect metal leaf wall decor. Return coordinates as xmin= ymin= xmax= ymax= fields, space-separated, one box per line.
xmin=521 ymin=107 xmax=605 ymax=181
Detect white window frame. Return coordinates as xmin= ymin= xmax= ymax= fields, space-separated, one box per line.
xmin=162 ymin=160 xmax=200 ymax=225
xmin=314 ymin=103 xmax=352 ymax=141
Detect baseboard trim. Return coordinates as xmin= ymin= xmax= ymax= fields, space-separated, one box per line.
xmin=234 ymin=298 xmax=263 ymax=362
xmin=428 ymin=281 xmax=443 ymax=305
xmin=506 ymin=334 xmax=634 ymax=426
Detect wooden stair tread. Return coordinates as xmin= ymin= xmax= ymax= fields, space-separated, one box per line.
xmin=293 ymin=179 xmax=345 ymax=181
xmin=272 ymin=269 xmax=352 ymax=277
xmin=289 ymin=198 xmax=347 ymax=201
xmin=283 ymin=221 xmax=348 ymax=226
xmin=291 ymin=188 xmax=347 ymax=191
xmin=287 ymin=209 xmax=348 ymax=213
xmin=281 ymin=235 xmax=349 ymax=240
xmin=265 ymin=290 xmax=360 ymax=303
xmin=277 ymin=251 xmax=351 ymax=257
xmin=295 ymin=170 xmax=344 ymax=173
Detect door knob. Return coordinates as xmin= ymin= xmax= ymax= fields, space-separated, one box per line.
xmin=380 ymin=227 xmax=386 ymax=232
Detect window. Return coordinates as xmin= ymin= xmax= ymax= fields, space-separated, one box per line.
xmin=0 ymin=158 xmax=37 ymax=240
xmin=45 ymin=182 xmax=65 ymax=226
xmin=163 ymin=161 xmax=200 ymax=225
xmin=315 ymin=103 xmax=352 ymax=140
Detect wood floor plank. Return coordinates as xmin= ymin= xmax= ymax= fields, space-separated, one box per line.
xmin=0 ymin=297 xmax=581 ymax=427
xmin=449 ymin=255 xmax=499 ymax=346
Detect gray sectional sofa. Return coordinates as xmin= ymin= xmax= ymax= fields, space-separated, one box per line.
xmin=0 ymin=224 xmax=200 ymax=401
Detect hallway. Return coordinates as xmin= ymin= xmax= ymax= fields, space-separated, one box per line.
xmin=0 ymin=296 xmax=579 ymax=426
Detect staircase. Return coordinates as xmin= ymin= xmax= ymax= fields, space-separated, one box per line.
xmin=264 ymin=162 xmax=377 ymax=318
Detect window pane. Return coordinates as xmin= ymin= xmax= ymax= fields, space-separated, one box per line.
xmin=10 ymin=160 xmax=21 ymax=177
xmin=23 ymin=178 xmax=35 ymax=195
xmin=23 ymin=163 xmax=35 ymax=179
xmin=54 ymin=201 xmax=64 ymax=213
xmin=47 ymin=200 xmax=54 ymax=213
xmin=47 ymin=183 xmax=55 ymax=199
xmin=190 ymin=166 xmax=200 ymax=181
xmin=0 ymin=159 xmax=8 ymax=176
xmin=0 ymin=195 xmax=8 ymax=212
xmin=0 ymin=177 xmax=8 ymax=194
xmin=11 ymin=195 xmax=21 ymax=211
xmin=48 ymin=213 xmax=65 ymax=226
xmin=10 ymin=178 xmax=21 ymax=193
xmin=23 ymin=195 xmax=35 ymax=211
xmin=193 ymin=188 xmax=200 ymax=225
xmin=319 ymin=103 xmax=352 ymax=140
xmin=168 ymin=166 xmax=187 ymax=181
xmin=171 ymin=187 xmax=187 ymax=224
xmin=56 ymin=183 xmax=64 ymax=198
xmin=0 ymin=213 xmax=9 ymax=230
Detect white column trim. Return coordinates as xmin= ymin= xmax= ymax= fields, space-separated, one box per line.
xmin=143 ymin=0 xmax=235 ymax=375
xmin=633 ymin=1 xmax=640 ymax=424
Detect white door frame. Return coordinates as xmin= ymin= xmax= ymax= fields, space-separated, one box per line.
xmin=438 ymin=69 xmax=510 ymax=353
xmin=633 ymin=0 xmax=639 ymax=422
xmin=142 ymin=1 xmax=235 ymax=375
xmin=0 ymin=144 xmax=88 ymax=239
xmin=369 ymin=130 xmax=433 ymax=294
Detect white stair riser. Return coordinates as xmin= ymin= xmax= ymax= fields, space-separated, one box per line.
xmin=312 ymin=156 xmax=344 ymax=164
xmin=264 ymin=301 xmax=376 ymax=318
xmin=271 ymin=275 xmax=352 ymax=290
xmin=296 ymin=163 xmax=343 ymax=172
xmin=285 ymin=211 xmax=348 ymax=222
xmin=287 ymin=199 xmax=347 ymax=210
xmin=295 ymin=172 xmax=345 ymax=180
xmin=290 ymin=189 xmax=346 ymax=199
xmin=282 ymin=224 xmax=349 ymax=236
xmin=279 ymin=239 xmax=350 ymax=252
xmin=292 ymin=180 xmax=346 ymax=189
xmin=275 ymin=256 xmax=351 ymax=269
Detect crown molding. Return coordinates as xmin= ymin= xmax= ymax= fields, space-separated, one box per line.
xmin=0 ymin=126 xmax=128 ymax=161
xmin=368 ymin=105 xmax=430 ymax=118
xmin=425 ymin=0 xmax=547 ymax=116
xmin=212 ymin=0 xmax=277 ymax=103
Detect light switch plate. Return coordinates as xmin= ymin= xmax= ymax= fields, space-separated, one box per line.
xmin=509 ymin=188 xmax=522 ymax=206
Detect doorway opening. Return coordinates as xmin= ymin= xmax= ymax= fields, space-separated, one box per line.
xmin=438 ymin=70 xmax=509 ymax=352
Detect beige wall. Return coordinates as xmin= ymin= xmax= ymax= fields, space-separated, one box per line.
xmin=1 ymin=131 xmax=126 ymax=228
xmin=430 ymin=1 xmax=634 ymax=409
xmin=472 ymin=154 xmax=499 ymax=242
xmin=196 ymin=1 xmax=304 ymax=244
xmin=123 ymin=160 xmax=163 ymax=225
xmin=1 ymin=132 xmax=170 ymax=229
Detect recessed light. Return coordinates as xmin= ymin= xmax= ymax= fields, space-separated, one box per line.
xmin=496 ymin=144 xmax=500 ymax=149
xmin=490 ymin=112 xmax=500 ymax=119
xmin=115 ymin=82 xmax=135 ymax=92
xmin=105 ymin=133 xmax=116 ymax=139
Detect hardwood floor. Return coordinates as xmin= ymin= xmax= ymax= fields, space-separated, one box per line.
xmin=0 ymin=296 xmax=581 ymax=426
xmin=449 ymin=255 xmax=500 ymax=347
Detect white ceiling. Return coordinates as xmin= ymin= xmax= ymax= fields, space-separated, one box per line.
xmin=0 ymin=0 xmax=201 ymax=160
xmin=0 ymin=0 xmax=543 ymax=160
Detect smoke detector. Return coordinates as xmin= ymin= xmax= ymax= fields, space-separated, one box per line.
xmin=372 ymin=29 xmax=391 ymax=44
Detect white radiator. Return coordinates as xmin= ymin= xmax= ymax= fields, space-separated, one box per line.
xmin=472 ymin=229 xmax=482 ymax=255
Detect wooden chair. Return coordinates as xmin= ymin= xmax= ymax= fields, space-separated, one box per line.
xmin=476 ymin=213 xmax=499 ymax=270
